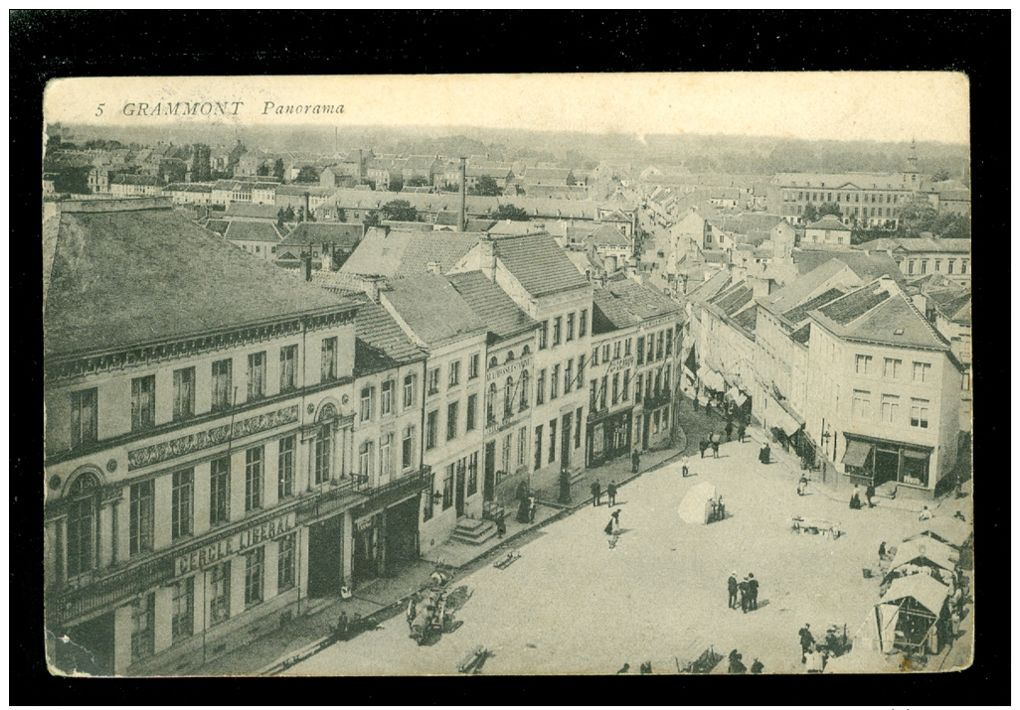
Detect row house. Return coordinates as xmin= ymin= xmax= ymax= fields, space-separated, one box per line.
xmin=44 ymin=200 xmax=364 ymax=676
xmin=165 ymin=183 xmax=213 ymax=206
xmin=766 ymin=171 xmax=917 ymax=229
xmin=855 ymin=237 xmax=971 ymax=287
xmin=449 ymin=234 xmax=594 ymax=493
xmin=374 ymin=275 xmax=489 ymax=552
xmin=110 ymin=174 xmax=163 ymax=197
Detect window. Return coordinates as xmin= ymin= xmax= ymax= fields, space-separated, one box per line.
xmin=854 ymin=354 xmax=872 ymax=375
xmin=379 ymin=432 xmax=393 ymax=476
xmin=614 ymin=341 xmax=621 ymax=360
xmin=277 ymin=534 xmax=296 ymax=592
xmin=70 ymin=388 xmax=98 ymax=449
xmin=590 ymin=379 xmax=598 ymax=411
xmin=427 ymin=367 xmax=440 ymax=395
xmin=402 ymin=426 xmax=416 ymax=470
xmin=912 ymin=361 xmax=931 ymax=384
xmin=536 ymin=369 xmax=546 ymax=404
xmin=592 ymin=346 xmax=599 ymax=366
xmin=423 ymin=471 xmax=435 ymax=522
xmin=910 ymin=399 xmax=930 ymax=428
xmin=637 ymin=336 xmax=645 ymax=365
xmin=520 ymin=370 xmax=530 ymax=411
xmin=278 ymin=435 xmax=295 ymax=499
xmin=426 ymin=410 xmax=438 ymax=450
xmin=665 ymin=328 xmax=673 ymax=356
xmin=517 ymin=426 xmax=528 ymax=467
xmin=129 ymin=479 xmax=154 ymax=556
xmin=567 ymin=312 xmax=576 ymax=341
xmin=881 ymin=394 xmax=900 ymax=423
xmin=534 ymin=424 xmax=544 ymax=470
xmin=489 ymin=355 xmax=499 ymax=369
xmin=575 ymin=408 xmax=582 ymax=449
xmin=469 ymin=353 xmax=480 ymax=379
xmin=602 ymin=344 xmax=610 ymax=363
xmin=646 ymin=334 xmax=655 ymax=362
xmin=961 ymin=372 xmax=971 ymax=392
xmin=539 ymin=320 xmax=548 ymax=350
xmin=577 ymin=355 xmax=586 ymax=387
xmin=360 ymin=386 xmax=374 ymax=421
xmin=852 ymin=390 xmax=871 ymax=420
xmin=579 ymin=308 xmax=588 ymax=337
xmin=171 ymin=577 xmax=194 ymax=643
xmin=883 ymin=358 xmax=902 ymax=379
xmin=66 ymin=475 xmax=98 ymax=577
xmin=564 ymin=359 xmax=573 ymax=394
xmin=247 ymin=351 xmax=266 ymax=400
xmin=548 ymin=419 xmax=557 ymax=463
xmin=314 ymin=426 xmax=332 ymax=485
xmin=279 ymin=345 xmax=297 ymax=392
xmin=210 ymin=457 xmax=230 ymax=526
xmin=244 ymin=546 xmax=265 ymax=608
xmin=468 ymin=451 xmax=479 ymax=494
xmin=449 ymin=360 xmax=461 ymax=388
xmin=550 ymin=364 xmax=560 ymax=399
xmin=171 ymin=468 xmax=194 ymax=540
xmin=172 ymin=368 xmax=195 ymax=421
xmin=245 ymin=446 xmax=264 ymax=512
xmin=403 ymin=373 xmax=416 ymax=409
xmin=612 ymin=373 xmax=620 ymax=405
xmin=359 ymin=440 xmax=374 ymax=480
xmin=212 ymin=359 xmax=232 ymax=411
xmin=920 ymin=260 xmax=928 ymax=274
xmin=500 ymin=433 xmax=512 ymax=473
xmin=947 ymin=259 xmax=955 ymax=274
xmin=961 ymin=259 xmax=969 ymax=274
xmin=442 ymin=467 xmax=454 ymax=510
xmin=320 ymin=337 xmax=338 ymax=382
xmin=934 ymin=260 xmax=941 ymax=273
xmin=504 ymin=377 xmax=514 ymax=418
xmin=131 ymin=375 xmax=156 ymax=432
xmin=130 ymin=592 xmax=155 ymax=663
xmin=600 ymin=375 xmax=608 ymax=410
xmin=657 ymin=332 xmax=665 ymax=360
xmin=622 ymin=369 xmax=630 ymax=402
xmin=447 ymin=401 xmax=459 ymax=440
xmin=466 ymin=393 xmax=478 ymax=431
xmin=553 ymin=317 xmax=562 ymax=346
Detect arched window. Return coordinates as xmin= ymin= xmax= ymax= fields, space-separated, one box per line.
xmin=488 ymin=356 xmax=498 ymax=369
xmin=520 ymin=370 xmax=530 ymax=411
xmin=505 ymin=351 xmax=515 ymax=363
xmin=522 ymin=345 xmax=530 ymax=356
xmin=487 ymin=383 xmax=496 ymax=424
xmin=314 ymin=425 xmax=332 ymax=485
xmin=66 ymin=472 xmax=100 ymax=578
xmin=504 ymin=377 xmax=514 ymax=417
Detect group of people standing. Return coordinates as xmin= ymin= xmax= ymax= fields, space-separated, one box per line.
xmin=727 ymin=571 xmax=760 ymax=613
xmin=590 ymin=479 xmax=619 ymax=507
xmin=848 ymin=484 xmax=877 ymax=510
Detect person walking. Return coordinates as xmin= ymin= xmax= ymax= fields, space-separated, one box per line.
xmin=724 ymin=420 xmax=733 ymax=442
xmin=527 ymin=495 xmax=537 ymax=523
xmin=878 ymin=541 xmax=887 ymax=561
xmin=799 ymin=623 xmax=814 ymax=663
xmin=711 ymin=440 xmax=720 ymax=458
xmin=631 ymin=450 xmax=641 ymax=474
xmin=591 ymin=479 xmax=602 ymax=507
xmin=849 ymin=487 xmax=862 ymax=510
xmin=747 ymin=573 xmax=759 ymax=610
xmin=797 ymin=474 xmax=809 ymax=496
xmin=737 ymin=422 xmax=746 ymax=443
xmin=727 ymin=572 xmax=739 ymax=609
xmin=738 ymin=577 xmax=749 ymax=613
xmin=682 ymin=460 xmax=690 ymax=478
xmin=699 ymin=440 xmax=708 ymax=459
xmin=607 ymin=481 xmax=618 ymax=507
xmin=865 ymin=483 xmax=876 ymax=508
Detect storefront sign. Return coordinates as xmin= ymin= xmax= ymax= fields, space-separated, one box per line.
xmin=486 ymin=357 xmax=530 ymax=382
xmin=173 ymin=511 xmax=296 ymax=576
xmin=607 ymin=356 xmax=635 ymax=373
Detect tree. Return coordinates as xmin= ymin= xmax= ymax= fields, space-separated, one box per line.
xmin=818 ymin=202 xmax=841 ymax=218
xmin=470 ymin=175 xmax=501 ymax=196
xmin=492 ymin=204 xmax=530 ymax=221
xmin=389 ymin=177 xmax=404 ymax=193
xmin=566 ymin=170 xmax=577 ymax=186
xmin=336 ymin=207 xmax=348 ymax=222
xmin=190 ymin=144 xmax=212 ymax=182
xmin=363 ymin=210 xmax=381 ymax=228
xmin=273 ymin=159 xmax=285 ymax=182
xmin=405 ymin=175 xmax=430 ymax=187
xmin=296 ymin=166 xmax=320 ymax=183
xmin=256 ymin=163 xmax=270 ymax=177
xmin=802 ymin=202 xmax=819 ymax=223
xmin=381 ymin=200 xmax=418 ymax=222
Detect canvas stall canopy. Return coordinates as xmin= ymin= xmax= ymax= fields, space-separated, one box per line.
xmin=699 ymin=368 xmax=725 ymax=392
xmin=875 ymin=574 xmax=949 ymax=655
xmin=724 ymin=386 xmax=747 ymax=408
xmin=890 ymin=537 xmax=959 ymax=574
xmin=677 ymin=482 xmax=718 ymax=525
xmin=824 ymin=608 xmax=889 ymax=673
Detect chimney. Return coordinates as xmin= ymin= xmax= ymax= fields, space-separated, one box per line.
xmin=303 ymin=191 xmax=310 ymax=221
xmin=458 ymin=157 xmax=467 ymax=232
xmin=363 ymin=275 xmax=385 ymax=302
xmin=479 ymin=235 xmax=497 ymax=282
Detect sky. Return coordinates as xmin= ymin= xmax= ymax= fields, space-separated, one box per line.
xmin=44 ymin=72 xmax=970 ymax=145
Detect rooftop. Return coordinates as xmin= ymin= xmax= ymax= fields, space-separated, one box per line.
xmin=382 ymin=273 xmax=488 ymax=348
xmin=446 ymin=271 xmax=540 ymax=343
xmin=592 ymin=274 xmax=681 ymax=333
xmin=806 ymin=215 xmax=852 ymax=232
xmin=223 ymin=220 xmax=284 ymax=243
xmin=491 ymin=233 xmax=592 ymax=298
xmin=280 ymin=222 xmax=364 ymax=248
xmin=352 ymin=296 xmax=427 ymax=377
xmin=45 ymin=202 xmax=353 ymax=358
xmin=341 ymin=227 xmax=483 ymax=279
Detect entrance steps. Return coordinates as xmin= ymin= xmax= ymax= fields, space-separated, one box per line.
xmin=450 ymin=517 xmax=499 ymax=546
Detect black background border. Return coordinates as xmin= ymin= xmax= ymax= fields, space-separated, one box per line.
xmin=10 ymin=9 xmax=1009 ymax=706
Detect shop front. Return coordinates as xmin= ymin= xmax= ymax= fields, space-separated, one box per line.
xmin=586 ymin=408 xmax=633 ymax=467
xmin=350 ymin=472 xmax=428 ymax=585
xmin=841 ymin=434 xmax=933 ymax=490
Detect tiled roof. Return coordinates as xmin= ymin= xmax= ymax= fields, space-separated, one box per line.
xmin=759 ymin=258 xmax=850 ymax=316
xmin=276 ymin=185 xmax=335 ymax=197
xmin=791 ymin=323 xmax=811 ymax=344
xmin=112 ymin=174 xmax=162 ymax=186
xmin=446 ymin=271 xmax=539 ymax=343
xmin=166 ymin=183 xmax=213 ymax=193
xmin=492 ymin=233 xmax=591 ymax=297
xmin=732 ymin=305 xmax=757 ymax=333
xmin=281 ymin=222 xmax=364 ymax=248
xmin=340 ymin=228 xmax=482 ymax=279
xmin=382 ymin=273 xmax=487 ymax=348
xmin=45 ymin=204 xmax=354 ymax=358
xmin=224 ymin=220 xmax=283 ymax=243
xmin=856 ymin=237 xmax=970 ymax=254
xmin=352 ymin=296 xmax=427 ymax=376
xmin=781 ymin=288 xmax=846 ymax=325
xmin=224 ymin=203 xmax=280 ymax=219
xmin=522 ymin=167 xmax=572 ymax=181
xmin=793 ymin=249 xmax=905 ymax=284
xmin=806 ymin=215 xmax=852 ymax=231
xmin=709 ymin=282 xmax=754 ymax=317
xmin=328 ymin=188 xmax=604 ymax=220
xmin=584 ymin=223 xmax=631 ymax=248
xmin=773 ymin=172 xmax=912 ymax=191
xmin=205 ymin=219 xmax=229 ymax=235
xmin=592 ymin=275 xmax=680 ymax=334
xmin=817 ymin=282 xmax=891 ymax=325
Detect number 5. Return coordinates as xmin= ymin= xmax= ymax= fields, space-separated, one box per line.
xmin=95 ymin=103 xmax=105 ymax=117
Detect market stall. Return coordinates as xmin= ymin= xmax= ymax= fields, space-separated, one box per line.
xmin=678 ymin=483 xmax=721 ymax=525
xmin=875 ymin=574 xmax=950 ymax=656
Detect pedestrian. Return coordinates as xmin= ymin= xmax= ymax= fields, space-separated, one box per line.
xmin=682 ymin=460 xmax=690 ymax=478
xmin=737 ymin=423 xmax=746 ymax=443
xmin=865 ymin=483 xmax=876 ymax=508
xmin=631 ymin=450 xmax=641 ymax=473
xmin=725 ymin=420 xmax=733 ymax=442
xmin=405 ymin=596 xmax=417 ymax=631
xmin=611 ymin=508 xmax=621 ymax=530
xmin=607 ymin=481 xmax=618 ymax=507
xmin=750 ymin=658 xmax=764 ymax=674
xmin=591 ymin=479 xmax=602 ymax=507
xmin=711 ymin=441 xmax=720 ymax=458
xmin=699 ymin=440 xmax=708 ymax=459
xmin=797 ymin=474 xmax=808 ymax=496
xmin=496 ymin=511 xmax=507 ymax=538
xmin=727 ymin=572 xmax=739 ymax=609
xmin=849 ymin=487 xmax=862 ymax=510
xmin=336 ymin=611 xmax=350 ymax=641
xmin=727 ymin=649 xmax=746 ymax=674
xmin=799 ymin=623 xmax=814 ymax=663
xmin=716 ymin=495 xmax=726 ymax=520
xmin=747 ymin=573 xmax=759 ymax=610
xmin=738 ymin=577 xmax=749 ymax=613
xmin=528 ymin=495 xmax=537 ymax=523
xmin=878 ymin=541 xmax=887 ymax=560
xmin=919 ymin=505 xmax=933 ymax=522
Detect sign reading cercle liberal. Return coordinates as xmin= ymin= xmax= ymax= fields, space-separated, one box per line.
xmin=174 ymin=511 xmax=297 ymax=576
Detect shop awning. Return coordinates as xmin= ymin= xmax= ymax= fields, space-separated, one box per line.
xmin=700 ymin=368 xmax=725 ymax=391
xmin=725 ymin=387 xmax=747 ymax=408
xmin=842 ymin=440 xmax=873 ymax=468
xmin=881 ymin=574 xmax=950 ymax=617
xmin=770 ymin=406 xmax=801 ymax=437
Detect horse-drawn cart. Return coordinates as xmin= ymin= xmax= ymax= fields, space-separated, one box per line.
xmin=791 ymin=515 xmax=844 ymax=539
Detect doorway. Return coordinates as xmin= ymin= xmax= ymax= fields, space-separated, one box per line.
xmin=385 ymin=497 xmax=420 ymax=570
xmin=455 ymin=464 xmax=466 ymax=516
xmin=874 ymin=448 xmax=900 ymax=487
xmin=307 ymin=515 xmax=344 ymax=597
xmin=484 ymin=441 xmax=496 ymax=501
xmin=561 ymin=412 xmax=573 ymax=469
xmin=641 ymin=412 xmax=650 ymax=450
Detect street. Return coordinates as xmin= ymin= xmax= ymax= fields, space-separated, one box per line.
xmin=286 ymin=425 xmax=960 ymax=675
